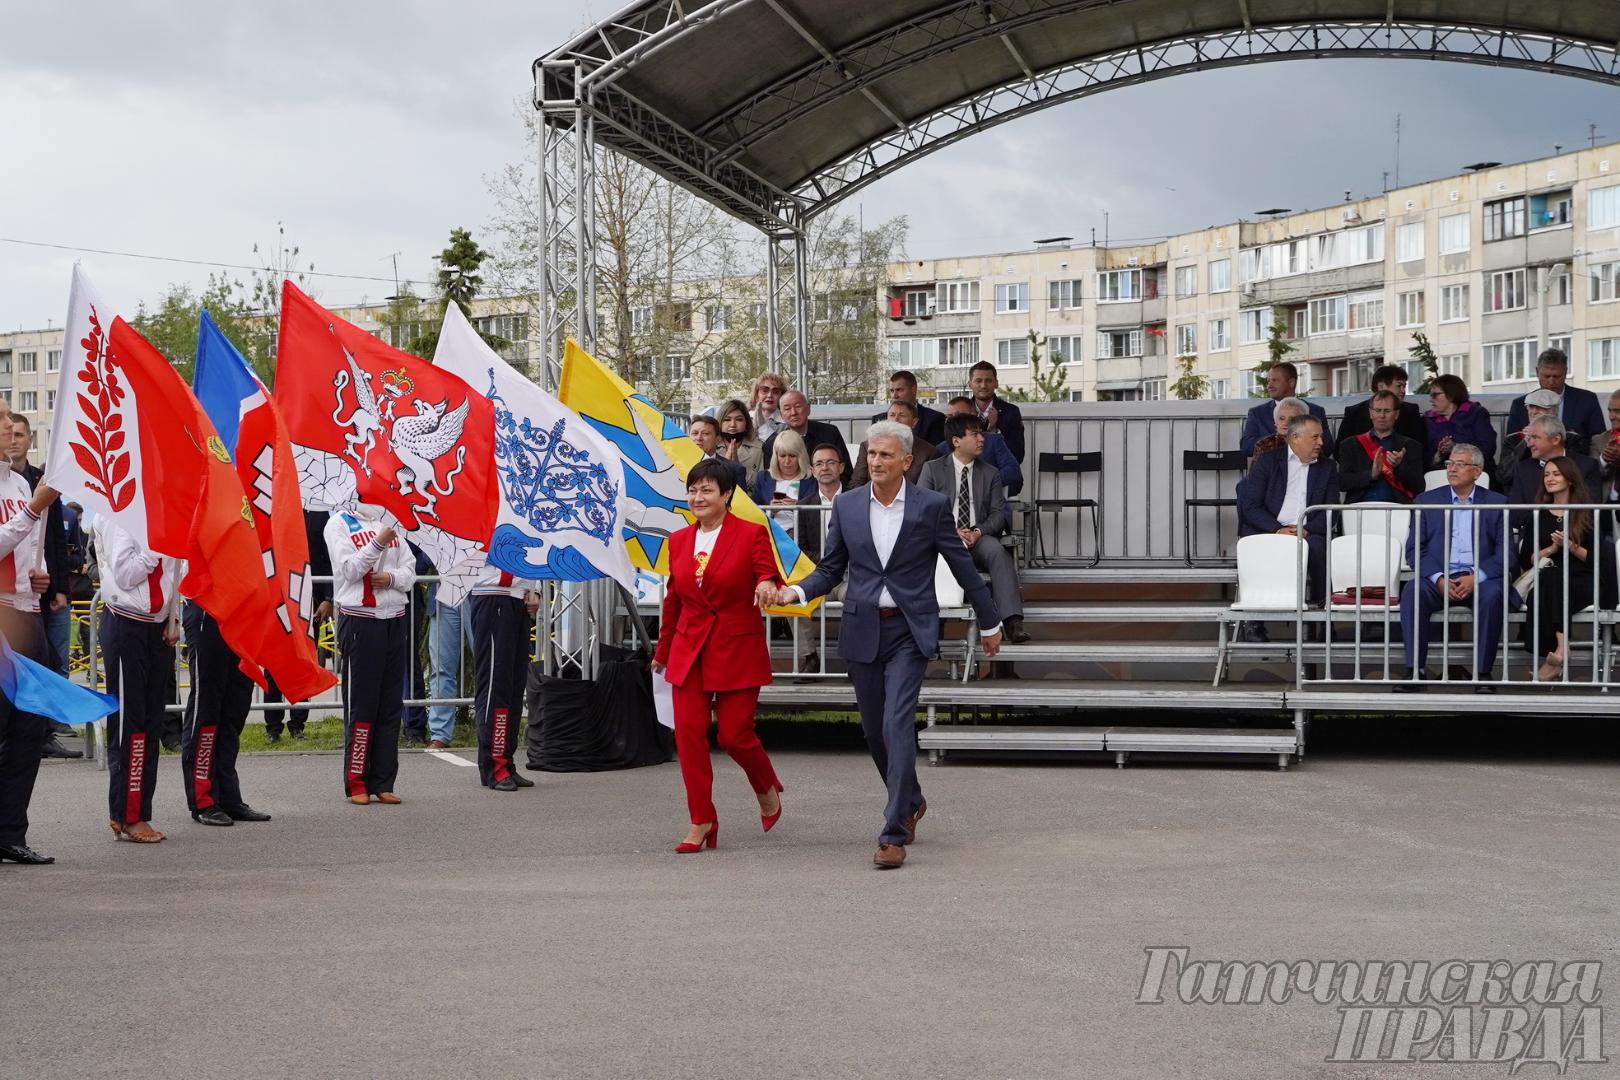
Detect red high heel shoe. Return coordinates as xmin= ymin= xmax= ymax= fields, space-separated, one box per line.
xmin=675 ymin=822 xmax=717 ymax=853
xmin=760 ymin=784 xmax=785 ymax=833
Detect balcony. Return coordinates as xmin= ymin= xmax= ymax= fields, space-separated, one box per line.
xmin=886 ymin=309 xmax=981 ymax=336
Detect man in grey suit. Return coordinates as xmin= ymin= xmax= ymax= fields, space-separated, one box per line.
xmin=918 ymin=413 xmax=1030 ymax=644
xmin=770 ymin=421 xmax=1002 ymax=869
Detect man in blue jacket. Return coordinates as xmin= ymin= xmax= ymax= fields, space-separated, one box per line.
xmin=1504 ymin=348 xmax=1605 ymax=447
xmin=1240 ymin=363 xmax=1333 ymax=458
xmin=1396 ymin=442 xmax=1515 ymax=692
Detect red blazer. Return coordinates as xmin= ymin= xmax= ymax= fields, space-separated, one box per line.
xmin=653 ymin=517 xmax=781 ymax=691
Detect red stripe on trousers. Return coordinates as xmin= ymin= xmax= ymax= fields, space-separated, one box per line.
xmin=191 ymin=724 xmax=217 ymax=810
xmin=491 ymin=708 xmax=511 ymax=782
xmin=126 ymin=732 xmax=148 ymax=824
xmin=347 ymin=721 xmax=372 ymax=797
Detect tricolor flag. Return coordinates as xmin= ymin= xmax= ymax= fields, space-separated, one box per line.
xmin=192 ymin=311 xmax=336 ymax=702
xmin=274 ymin=282 xmax=499 ymax=577
xmin=555 ymin=339 xmax=817 ymax=614
xmin=430 ymin=305 xmax=633 ymax=602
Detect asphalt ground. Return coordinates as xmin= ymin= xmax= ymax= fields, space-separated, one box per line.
xmin=5 ymin=727 xmax=1619 ymax=1080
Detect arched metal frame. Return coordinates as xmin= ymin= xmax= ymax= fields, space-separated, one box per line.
xmin=534 ymin=9 xmax=1620 ymax=390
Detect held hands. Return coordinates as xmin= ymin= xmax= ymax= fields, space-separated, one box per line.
xmin=1277 ymin=525 xmax=1299 ymax=538
xmin=755 ymin=580 xmax=789 ymax=608
xmin=27 ymin=570 xmax=49 ymax=595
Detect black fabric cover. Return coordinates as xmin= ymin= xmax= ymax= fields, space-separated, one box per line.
xmin=525 ymin=645 xmax=672 ymax=771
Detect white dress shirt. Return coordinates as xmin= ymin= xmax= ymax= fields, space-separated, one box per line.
xmin=869 ymin=483 xmax=907 ymax=608
xmin=1277 ymin=449 xmax=1311 ymax=527
xmin=950 ymin=456 xmax=976 ymax=529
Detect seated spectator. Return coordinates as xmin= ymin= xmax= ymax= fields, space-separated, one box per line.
xmin=853 ymin=400 xmax=938 ymax=486
xmin=967 ymin=360 xmax=1025 ymax=463
xmin=1241 ymin=363 xmax=1332 ymax=458
xmin=1423 ymin=374 xmax=1496 ymax=474
xmin=1237 ymin=414 xmax=1337 ymax=612
xmin=761 ymin=390 xmax=852 ymax=483
xmin=937 ymin=395 xmax=1022 ymax=496
xmin=918 ymin=414 xmax=1030 ymax=644
xmin=1502 ymin=388 xmax=1592 ymax=482
xmin=1594 ymin=388 xmax=1620 ymax=504
xmin=797 ymin=445 xmax=848 ymax=565
xmin=1248 ymin=396 xmax=1308 ymax=467
xmin=749 ymin=372 xmax=789 ymax=442
xmin=1396 ymin=444 xmax=1514 ymax=691
xmin=1338 ymin=363 xmax=1425 ymax=444
xmin=1505 ymin=416 xmax=1602 ymax=532
xmin=1336 ymin=389 xmax=1424 ymax=504
xmin=753 ymin=428 xmax=810 ymax=539
xmin=688 ymin=414 xmax=747 ymax=488
xmin=714 ymin=397 xmax=764 ymax=489
xmin=871 ymin=370 xmax=946 ymax=446
xmin=1516 ymin=458 xmax=1598 ymax=682
xmin=1505 ymin=347 xmax=1606 ymax=447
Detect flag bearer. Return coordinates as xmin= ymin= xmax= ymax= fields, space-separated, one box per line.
xmin=95 ymin=518 xmax=183 ymax=843
xmin=182 ymin=601 xmax=271 ymax=827
xmin=468 ymin=567 xmax=539 ymax=791
xmin=325 ymin=508 xmax=414 ymax=805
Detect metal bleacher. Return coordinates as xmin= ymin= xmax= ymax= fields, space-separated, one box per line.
xmin=645 ymin=397 xmax=1620 ymax=771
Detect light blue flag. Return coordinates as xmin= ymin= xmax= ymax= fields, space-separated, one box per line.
xmin=0 ymin=635 xmax=118 ymax=726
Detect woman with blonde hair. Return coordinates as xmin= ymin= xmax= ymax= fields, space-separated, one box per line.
xmin=714 ymin=398 xmax=765 ymax=488
xmin=752 ymin=428 xmax=810 ymax=539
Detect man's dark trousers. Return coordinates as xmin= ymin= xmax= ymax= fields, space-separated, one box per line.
xmin=846 ymin=613 xmax=928 ymax=847
xmin=469 ymin=595 xmax=529 ymax=787
xmin=0 ymin=609 xmax=50 ymax=846
xmin=182 ymin=604 xmax=253 ymax=814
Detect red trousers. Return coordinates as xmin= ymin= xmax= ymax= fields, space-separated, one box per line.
xmin=671 ymin=653 xmax=779 ymax=826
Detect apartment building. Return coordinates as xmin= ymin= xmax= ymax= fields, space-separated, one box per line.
xmin=0 ymin=328 xmax=64 ymax=456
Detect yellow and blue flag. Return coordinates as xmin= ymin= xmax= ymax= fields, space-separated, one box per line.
xmin=557 ymin=339 xmax=818 ymax=613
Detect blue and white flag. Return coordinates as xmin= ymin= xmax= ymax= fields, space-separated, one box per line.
xmin=0 ymin=635 xmax=117 ymax=727
xmin=431 ymin=304 xmax=633 ymax=603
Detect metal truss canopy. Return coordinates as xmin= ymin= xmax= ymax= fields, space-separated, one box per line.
xmin=536 ymin=1 xmax=1620 ymax=225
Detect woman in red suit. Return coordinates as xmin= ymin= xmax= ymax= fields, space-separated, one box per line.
xmin=652 ymin=458 xmax=786 ymax=853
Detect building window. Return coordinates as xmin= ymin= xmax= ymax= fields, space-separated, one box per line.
xmin=938 ymin=336 xmax=980 ymax=366
xmin=1589 ymin=261 xmax=1620 ymax=304
xmin=705 ymin=305 xmax=731 ymax=332
xmin=1395 ymin=222 xmax=1425 ymax=263
xmin=0 ymin=356 xmax=9 ymax=374
xmin=1438 ymin=353 xmax=1468 ymax=380
xmin=1174 ymin=324 xmax=1196 ymax=355
xmin=1096 ymin=330 xmax=1143 ymax=358
xmin=1208 ymin=259 xmax=1231 ymax=293
xmin=901 ymin=289 xmax=933 ymax=317
xmin=1348 ymin=291 xmax=1384 ymax=332
xmin=1095 ymin=270 xmax=1142 ymax=302
xmin=1290 ymin=308 xmax=1308 ymax=340
xmin=1438 ymin=213 xmax=1470 ymax=254
xmin=1486 ymin=268 xmax=1527 ymax=313
xmin=1239 ymin=249 xmax=1263 ymax=284
xmin=630 ymin=306 xmax=651 ymax=334
xmin=1590 ymin=338 xmax=1620 ymax=379
xmin=1530 ymin=190 xmax=1572 ymax=229
xmin=657 ymin=355 xmax=691 ymax=381
xmin=19 ymin=352 xmax=36 ymax=374
xmin=1048 ymin=279 xmax=1081 ymax=310
xmin=1239 ymin=308 xmax=1266 ymax=345
xmin=1211 ymin=377 xmax=1232 ymax=400
xmin=1174 ymin=265 xmax=1197 ymax=297
xmin=890 ymin=338 xmax=936 ymax=369
xmin=1346 ymin=225 xmax=1384 ymax=266
xmin=46 ymin=350 xmax=60 ymax=373
xmin=1396 ymin=290 xmax=1425 ymax=328
xmin=1484 ymin=196 xmax=1526 ymax=242
xmin=1142 ymin=378 xmax=1167 ymax=401
xmin=1439 ymin=284 xmax=1469 ymax=323
xmin=994 ymin=338 xmax=1030 ymax=366
xmin=1482 ymin=339 xmax=1535 ymax=384
xmin=18 ymin=391 xmax=36 ymax=412
xmin=1208 ymin=318 xmax=1231 ymax=352
xmin=1548 ymin=268 xmax=1571 ymax=307
xmin=1548 ymin=334 xmax=1571 ymax=360
xmin=46 ymin=390 xmax=56 ymax=411
xmin=1045 ymin=335 xmax=1083 ymax=365
xmin=1590 ymin=185 xmax=1620 ymax=230
xmin=1308 ymin=296 xmax=1346 ymax=336
xmin=935 ymin=281 xmax=980 ymax=313
xmin=993 ymin=283 xmax=1029 ymax=314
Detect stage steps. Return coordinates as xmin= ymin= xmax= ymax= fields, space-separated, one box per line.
xmin=915 ymin=725 xmax=1298 ymax=770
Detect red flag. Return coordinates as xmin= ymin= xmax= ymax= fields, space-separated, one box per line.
xmin=274 ymin=281 xmax=497 ymax=543
xmin=99 ymin=319 xmax=328 ymax=695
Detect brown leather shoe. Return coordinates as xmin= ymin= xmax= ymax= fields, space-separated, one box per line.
xmin=427 ymin=740 xmax=448 ymax=750
xmin=375 ymin=792 xmax=403 ymax=805
xmin=873 ymin=843 xmax=906 ymax=869
xmin=903 ymin=799 xmax=927 ymax=845
xmin=348 ymin=794 xmax=371 ymax=805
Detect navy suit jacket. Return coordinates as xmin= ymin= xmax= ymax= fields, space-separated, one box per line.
xmin=794 ymin=482 xmax=1000 ymax=663
xmin=1237 ymin=448 xmax=1339 ymax=539
xmin=1240 ymin=399 xmax=1333 ymax=458
xmin=870 ymin=404 xmax=946 ymax=447
xmin=1505 ymin=385 xmax=1606 ymax=446
xmin=1404 ymin=486 xmax=1513 ymax=588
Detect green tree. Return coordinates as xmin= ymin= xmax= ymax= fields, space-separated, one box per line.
xmin=1005 ymin=331 xmax=1070 ymax=402
xmin=1251 ymin=306 xmax=1295 ymax=396
xmin=1408 ymin=330 xmax=1440 ymax=393
xmin=1171 ymin=354 xmax=1208 ymax=400
xmin=404 ymin=227 xmax=511 ymax=362
xmin=133 ymin=273 xmax=271 ymax=383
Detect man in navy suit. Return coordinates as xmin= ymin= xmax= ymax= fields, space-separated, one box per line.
xmin=775 ymin=421 xmax=1002 ymax=870
xmin=1240 ymin=362 xmax=1333 ymax=458
xmin=1396 ymin=443 xmax=1515 ymax=692
xmin=688 ymin=415 xmax=747 ymax=489
xmin=1237 ymin=414 xmax=1339 ymax=609
xmin=870 ymin=370 xmax=946 ymax=447
xmin=1504 ymin=347 xmax=1606 ymax=447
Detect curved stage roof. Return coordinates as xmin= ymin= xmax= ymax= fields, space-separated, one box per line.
xmin=536 ymin=1 xmax=1620 ymax=226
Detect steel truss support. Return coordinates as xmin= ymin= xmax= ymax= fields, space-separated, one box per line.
xmin=764 ymin=226 xmax=810 ymax=391
xmin=536 ymin=59 xmax=598 ymax=393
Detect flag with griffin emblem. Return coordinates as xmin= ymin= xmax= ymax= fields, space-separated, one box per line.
xmin=555 ymin=339 xmax=818 ymax=614
xmin=192 ymin=311 xmax=336 ymax=702
xmin=274 ymin=282 xmax=499 ymax=577
xmin=45 ymin=295 xmax=316 ymax=692
xmin=430 ymin=305 xmax=633 ymax=601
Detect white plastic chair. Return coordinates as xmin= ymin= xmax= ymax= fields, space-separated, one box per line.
xmin=1328 ymin=533 xmax=1403 ymax=610
xmin=1229 ymin=534 xmax=1304 ymax=614
xmin=934 ymin=554 xmax=965 ymax=607
xmin=1340 ymin=502 xmax=1411 ymax=550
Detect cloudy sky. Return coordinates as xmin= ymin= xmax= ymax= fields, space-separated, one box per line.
xmin=4 ymin=1 xmax=1618 ymax=330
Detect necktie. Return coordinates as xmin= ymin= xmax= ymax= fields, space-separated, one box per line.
xmin=957 ymin=466 xmax=971 ymax=529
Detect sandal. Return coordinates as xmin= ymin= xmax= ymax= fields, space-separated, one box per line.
xmin=115 ymin=821 xmax=165 ymax=844
xmin=1537 ymin=653 xmax=1565 ymax=682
